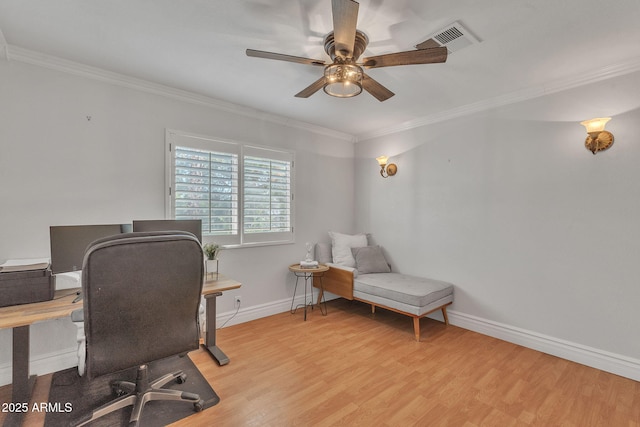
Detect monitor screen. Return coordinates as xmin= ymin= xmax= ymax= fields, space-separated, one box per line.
xmin=132 ymin=219 xmax=202 ymax=243
xmin=49 ymin=224 xmax=132 ymax=274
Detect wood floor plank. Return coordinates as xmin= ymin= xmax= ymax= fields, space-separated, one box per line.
xmin=1 ymin=298 xmax=639 ymax=426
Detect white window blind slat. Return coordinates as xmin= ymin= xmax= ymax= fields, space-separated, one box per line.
xmin=174 ymin=146 xmax=239 ymax=236
xmin=167 ymin=132 xmax=294 ymax=247
xmin=243 ymin=155 xmax=291 ymax=234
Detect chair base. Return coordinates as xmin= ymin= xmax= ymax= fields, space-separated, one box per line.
xmin=74 ymin=363 xmax=204 ymax=427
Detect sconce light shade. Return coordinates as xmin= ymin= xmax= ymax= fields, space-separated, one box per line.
xmin=581 ymin=117 xmax=610 ymax=133
xmin=376 ymin=155 xmax=397 ymax=178
xmin=581 ymin=117 xmax=614 ymax=155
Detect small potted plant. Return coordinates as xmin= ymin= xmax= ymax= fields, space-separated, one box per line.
xmin=203 ymin=243 xmax=220 ymax=260
xmin=203 ymin=243 xmax=221 ymax=279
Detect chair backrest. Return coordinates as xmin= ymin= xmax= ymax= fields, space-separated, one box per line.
xmin=82 ymin=231 xmax=204 ymax=378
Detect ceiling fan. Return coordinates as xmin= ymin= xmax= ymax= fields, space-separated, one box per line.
xmin=246 ymin=0 xmax=447 ymax=102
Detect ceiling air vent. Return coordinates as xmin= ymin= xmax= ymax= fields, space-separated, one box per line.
xmin=416 ymin=21 xmax=480 ymax=54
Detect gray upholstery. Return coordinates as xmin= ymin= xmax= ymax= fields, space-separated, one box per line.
xmin=354 ymin=273 xmax=454 ymax=316
xmin=351 ymin=246 xmax=391 ymax=274
xmin=77 ymin=231 xmax=204 ymax=426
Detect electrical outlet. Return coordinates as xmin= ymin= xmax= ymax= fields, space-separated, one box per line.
xmin=234 ymin=295 xmax=241 ymax=308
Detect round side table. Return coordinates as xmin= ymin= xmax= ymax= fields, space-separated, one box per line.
xmin=288 ymin=263 xmax=329 ymax=321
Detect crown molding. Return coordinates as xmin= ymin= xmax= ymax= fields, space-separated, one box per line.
xmin=8 ymin=43 xmax=639 ymax=145
xmin=5 ymin=45 xmax=355 ymax=143
xmin=356 ymin=56 xmax=640 ymax=142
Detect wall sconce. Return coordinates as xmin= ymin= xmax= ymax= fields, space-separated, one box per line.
xmin=376 ymin=156 xmax=397 ymax=178
xmin=580 ymin=117 xmax=614 ymax=155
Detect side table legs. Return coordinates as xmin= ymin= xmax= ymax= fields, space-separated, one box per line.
xmin=290 ymin=272 xmax=327 ymax=320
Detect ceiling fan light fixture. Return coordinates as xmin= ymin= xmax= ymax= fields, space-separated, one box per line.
xmin=323 ymin=63 xmax=363 ymax=98
xmin=246 ymin=0 xmax=447 ymax=102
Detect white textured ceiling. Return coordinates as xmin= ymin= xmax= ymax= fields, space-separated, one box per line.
xmin=1 ymin=0 xmax=640 ymax=139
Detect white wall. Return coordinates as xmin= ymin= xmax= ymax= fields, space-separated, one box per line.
xmin=355 ymin=70 xmax=640 ymax=377
xmin=0 ymin=59 xmax=355 ymax=384
xmin=3 ymin=52 xmax=639 ymax=385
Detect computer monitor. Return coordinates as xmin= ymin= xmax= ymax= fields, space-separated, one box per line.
xmin=132 ymin=219 xmax=202 ymax=243
xmin=49 ymin=224 xmax=132 ymax=274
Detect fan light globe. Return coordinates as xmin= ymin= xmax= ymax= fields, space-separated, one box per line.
xmin=323 ymin=64 xmax=363 ymax=98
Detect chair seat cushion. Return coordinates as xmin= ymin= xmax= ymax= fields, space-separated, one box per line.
xmin=354 ymin=273 xmax=453 ymax=308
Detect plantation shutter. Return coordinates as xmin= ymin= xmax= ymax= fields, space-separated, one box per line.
xmin=242 ymin=146 xmax=293 ymax=244
xmin=168 ymin=131 xmax=294 ymax=247
xmin=174 ymin=146 xmax=239 ymax=236
xmin=168 ymin=132 xmax=241 ymax=245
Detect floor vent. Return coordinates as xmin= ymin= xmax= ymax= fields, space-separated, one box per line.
xmin=416 ymin=21 xmax=480 ymax=54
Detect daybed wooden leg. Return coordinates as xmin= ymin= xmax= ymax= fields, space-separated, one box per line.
xmin=413 ymin=317 xmax=420 ymax=341
xmin=316 ymin=289 xmax=324 ymax=306
xmin=442 ymin=306 xmax=450 ymax=325
xmin=371 ymin=304 xmax=376 ymax=314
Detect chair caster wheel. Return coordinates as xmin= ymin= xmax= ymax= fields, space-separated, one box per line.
xmin=111 ymin=386 xmax=127 ymax=397
xmin=176 ymin=373 xmax=187 ymax=384
xmin=193 ymin=399 xmax=204 ymax=412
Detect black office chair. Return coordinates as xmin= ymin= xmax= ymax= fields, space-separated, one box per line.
xmin=74 ymin=231 xmax=205 ymax=426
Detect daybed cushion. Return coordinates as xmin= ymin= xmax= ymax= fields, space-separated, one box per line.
xmin=329 ymin=231 xmax=367 ymax=268
xmin=351 ymin=246 xmax=391 ymax=274
xmin=354 ymin=273 xmax=454 ymax=316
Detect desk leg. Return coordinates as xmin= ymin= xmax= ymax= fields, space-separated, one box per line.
xmin=4 ymin=326 xmax=36 ymax=427
xmin=203 ymin=292 xmax=230 ymax=366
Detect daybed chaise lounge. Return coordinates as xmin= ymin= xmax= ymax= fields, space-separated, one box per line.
xmin=314 ymin=233 xmax=454 ymax=341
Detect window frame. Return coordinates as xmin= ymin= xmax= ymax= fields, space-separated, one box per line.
xmin=165 ymin=129 xmax=295 ymax=248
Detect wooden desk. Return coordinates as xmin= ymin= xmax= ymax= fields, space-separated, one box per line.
xmin=0 ymin=288 xmax=81 ymax=427
xmin=0 ymin=275 xmax=241 ymax=427
xmin=201 ymin=275 xmax=242 ymax=365
xmin=0 ymin=288 xmax=81 ymax=330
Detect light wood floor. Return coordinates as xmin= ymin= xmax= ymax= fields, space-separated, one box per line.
xmin=2 ymin=299 xmax=639 ymax=426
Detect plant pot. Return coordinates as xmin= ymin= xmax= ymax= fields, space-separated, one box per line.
xmin=205 ymin=259 xmax=219 ymax=280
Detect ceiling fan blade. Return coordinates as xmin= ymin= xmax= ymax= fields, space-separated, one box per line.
xmin=415 ymin=38 xmax=441 ymax=50
xmin=294 ymin=76 xmax=327 ymax=98
xmin=362 ymin=46 xmax=447 ymax=69
xmin=361 ymin=73 xmax=395 ymax=102
xmin=246 ymin=49 xmax=326 ymax=66
xmin=332 ymin=0 xmax=359 ymax=58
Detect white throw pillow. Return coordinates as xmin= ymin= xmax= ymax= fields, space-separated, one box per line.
xmin=328 ymin=231 xmax=368 ymax=268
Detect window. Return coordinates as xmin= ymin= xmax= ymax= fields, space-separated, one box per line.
xmin=166 ymin=130 xmax=294 ymax=247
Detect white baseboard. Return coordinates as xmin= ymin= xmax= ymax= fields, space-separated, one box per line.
xmin=221 ymin=299 xmax=640 ymax=382
xmin=447 ymin=310 xmax=640 ymax=382
xmin=0 ymin=348 xmax=78 ymax=387
xmin=215 ymin=293 xmax=327 ymax=329
xmin=3 ymin=301 xmax=638 ymax=387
